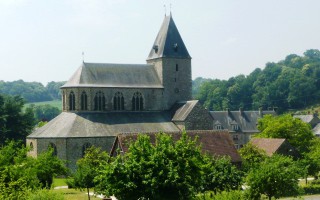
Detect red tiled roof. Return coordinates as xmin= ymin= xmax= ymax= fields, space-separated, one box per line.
xmin=111 ymin=130 xmax=242 ymax=163
xmin=250 ymin=138 xmax=286 ymax=156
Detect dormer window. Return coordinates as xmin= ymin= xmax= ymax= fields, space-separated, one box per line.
xmin=173 ymin=43 xmax=178 ymax=52
xmin=153 ymin=45 xmax=158 ymax=53
xmin=215 ymin=125 xmax=222 ymax=130
xmin=232 ymin=124 xmax=239 ymax=131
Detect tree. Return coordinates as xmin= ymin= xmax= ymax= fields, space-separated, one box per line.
xmin=72 ymin=146 xmax=109 ymax=200
xmin=34 ymin=147 xmax=68 ymax=188
xmin=95 ymin=132 xmax=241 ymax=200
xmin=0 ymin=95 xmax=35 ymax=144
xmin=302 ymin=138 xmax=320 ymax=181
xmin=245 ymin=155 xmax=301 ymax=200
xmin=257 ymin=114 xmax=315 ymax=154
xmin=202 ymin=156 xmax=243 ymax=195
xmin=0 ymin=141 xmax=40 ymax=199
xmin=238 ymin=142 xmax=267 ymax=173
xmin=28 ymin=104 xmax=61 ymax=122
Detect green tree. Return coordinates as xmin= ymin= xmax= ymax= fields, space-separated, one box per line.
xmin=72 ymin=146 xmax=109 ymax=200
xmin=28 ymin=104 xmax=61 ymax=122
xmin=34 ymin=147 xmax=68 ymax=188
xmin=257 ymin=114 xmax=315 ymax=153
xmin=95 ymin=132 xmax=241 ymax=200
xmin=245 ymin=155 xmax=301 ymax=200
xmin=238 ymin=142 xmax=267 ymax=173
xmin=0 ymin=95 xmax=35 ymax=144
xmin=202 ymin=156 xmax=242 ymax=195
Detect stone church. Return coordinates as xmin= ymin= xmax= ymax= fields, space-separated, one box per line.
xmin=27 ymin=14 xmax=214 ymax=170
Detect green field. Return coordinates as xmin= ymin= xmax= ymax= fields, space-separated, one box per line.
xmin=25 ymin=100 xmax=62 ymax=110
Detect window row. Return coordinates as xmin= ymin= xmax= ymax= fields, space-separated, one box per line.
xmin=47 ymin=142 xmax=92 ymax=157
xmin=67 ymin=91 xmax=144 ymax=111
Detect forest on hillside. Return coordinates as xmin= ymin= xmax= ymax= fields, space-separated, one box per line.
xmin=0 ymin=80 xmax=65 ymax=103
xmin=1 ymin=49 xmax=320 ymax=113
xmin=194 ymin=49 xmax=320 ymax=113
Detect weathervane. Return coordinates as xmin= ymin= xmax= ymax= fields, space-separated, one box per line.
xmin=164 ymin=4 xmax=166 ymax=16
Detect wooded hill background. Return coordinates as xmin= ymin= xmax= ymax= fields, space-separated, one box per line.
xmin=1 ymin=49 xmax=320 ymax=114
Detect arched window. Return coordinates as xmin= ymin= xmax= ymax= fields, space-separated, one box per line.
xmin=62 ymin=91 xmax=66 ymax=111
xmin=82 ymin=142 xmax=92 ymax=157
xmin=94 ymin=91 xmax=106 ymax=111
xmin=29 ymin=142 xmax=34 ymax=150
xmin=69 ymin=91 xmax=75 ymax=111
xmin=48 ymin=143 xmax=57 ymax=156
xmin=113 ymin=92 xmax=124 ymax=111
xmin=132 ymin=92 xmax=143 ymax=111
xmin=81 ymin=91 xmax=88 ymax=110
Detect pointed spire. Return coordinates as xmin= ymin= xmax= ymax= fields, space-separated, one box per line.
xmin=147 ymin=15 xmax=191 ymax=60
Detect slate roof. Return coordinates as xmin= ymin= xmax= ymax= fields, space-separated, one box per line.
xmin=27 ymin=111 xmax=180 ymax=138
xmin=250 ymin=138 xmax=286 ymax=156
xmin=172 ymin=100 xmax=198 ymax=121
xmin=312 ymin=123 xmax=320 ymax=136
xmin=210 ymin=110 xmax=276 ymax=132
xmin=293 ymin=115 xmax=315 ymax=123
xmin=147 ymin=14 xmax=191 ymax=60
xmin=61 ymin=62 xmax=163 ymax=88
xmin=111 ymin=130 xmax=242 ymax=164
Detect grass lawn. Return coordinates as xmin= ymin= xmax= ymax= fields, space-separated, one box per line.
xmin=53 ymin=188 xmax=101 ymax=200
xmin=53 ymin=178 xmax=69 ymax=187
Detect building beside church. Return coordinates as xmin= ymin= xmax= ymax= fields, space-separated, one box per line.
xmin=27 ymin=14 xmax=215 ymax=170
xmin=210 ymin=109 xmax=276 ymax=149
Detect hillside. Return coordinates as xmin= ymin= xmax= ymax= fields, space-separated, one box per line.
xmin=194 ymin=49 xmax=320 ymax=113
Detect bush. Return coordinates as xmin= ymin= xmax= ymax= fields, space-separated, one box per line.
xmin=26 ymin=189 xmax=64 ymax=200
xmin=211 ymin=190 xmax=244 ymax=200
xmin=302 ymin=184 xmax=320 ymax=195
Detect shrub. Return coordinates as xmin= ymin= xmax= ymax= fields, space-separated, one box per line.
xmin=26 ymin=189 xmax=64 ymax=200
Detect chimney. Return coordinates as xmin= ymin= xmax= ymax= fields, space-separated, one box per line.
xmin=239 ymin=107 xmax=243 ymax=115
xmin=259 ymin=107 xmax=263 ymax=117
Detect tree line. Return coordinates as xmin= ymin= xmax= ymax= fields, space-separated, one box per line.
xmin=194 ymin=49 xmax=320 ymax=113
xmin=0 ymin=80 xmax=65 ymax=103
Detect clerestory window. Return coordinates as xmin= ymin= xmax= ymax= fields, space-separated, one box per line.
xmin=114 ymin=92 xmax=124 ymax=111
xmin=69 ymin=91 xmax=75 ymax=111
xmin=94 ymin=91 xmax=106 ymax=111
xmin=81 ymin=91 xmax=88 ymax=110
xmin=132 ymin=92 xmax=143 ymax=111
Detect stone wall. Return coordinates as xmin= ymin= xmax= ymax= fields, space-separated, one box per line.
xmin=147 ymin=57 xmax=192 ymax=110
xmin=184 ymin=103 xmax=213 ymax=130
xmin=28 ymin=137 xmax=115 ymax=171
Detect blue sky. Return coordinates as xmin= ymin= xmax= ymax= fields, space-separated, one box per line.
xmin=1 ymin=0 xmax=320 ymax=85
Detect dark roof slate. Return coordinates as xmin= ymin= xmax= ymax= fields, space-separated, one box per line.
xmin=27 ymin=111 xmax=180 ymax=138
xmin=147 ymin=14 xmax=191 ymax=60
xmin=111 ymin=130 xmax=242 ymax=163
xmin=62 ymin=62 xmax=163 ymax=88
xmin=172 ymin=100 xmax=198 ymax=121
xmin=210 ymin=110 xmax=276 ymax=132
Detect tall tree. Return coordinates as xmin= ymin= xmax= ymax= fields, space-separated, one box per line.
xmin=0 ymin=95 xmax=35 ymax=144
xmin=257 ymin=114 xmax=315 ymax=154
xmin=245 ymin=155 xmax=301 ymax=200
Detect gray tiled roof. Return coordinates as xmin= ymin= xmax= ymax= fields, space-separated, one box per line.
xmin=293 ymin=115 xmax=314 ymax=123
xmin=27 ymin=111 xmax=180 ymax=138
xmin=61 ymin=62 xmax=163 ymax=88
xmin=147 ymin=14 xmax=191 ymax=60
xmin=312 ymin=123 xmax=320 ymax=136
xmin=210 ymin=110 xmax=276 ymax=132
xmin=172 ymin=100 xmax=198 ymax=121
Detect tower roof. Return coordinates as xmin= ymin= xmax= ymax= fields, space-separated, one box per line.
xmin=147 ymin=14 xmax=191 ymax=60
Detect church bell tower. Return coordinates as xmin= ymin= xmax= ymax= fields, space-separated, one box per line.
xmin=146 ymin=14 xmax=192 ymax=110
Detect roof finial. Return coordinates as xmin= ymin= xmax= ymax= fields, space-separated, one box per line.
xmin=170 ymin=3 xmax=172 ymax=15
xmin=82 ymin=51 xmax=85 ymax=63
xmin=164 ymin=4 xmax=166 ymax=16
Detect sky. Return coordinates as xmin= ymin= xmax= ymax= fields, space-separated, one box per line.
xmin=1 ymin=0 xmax=320 ymax=85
